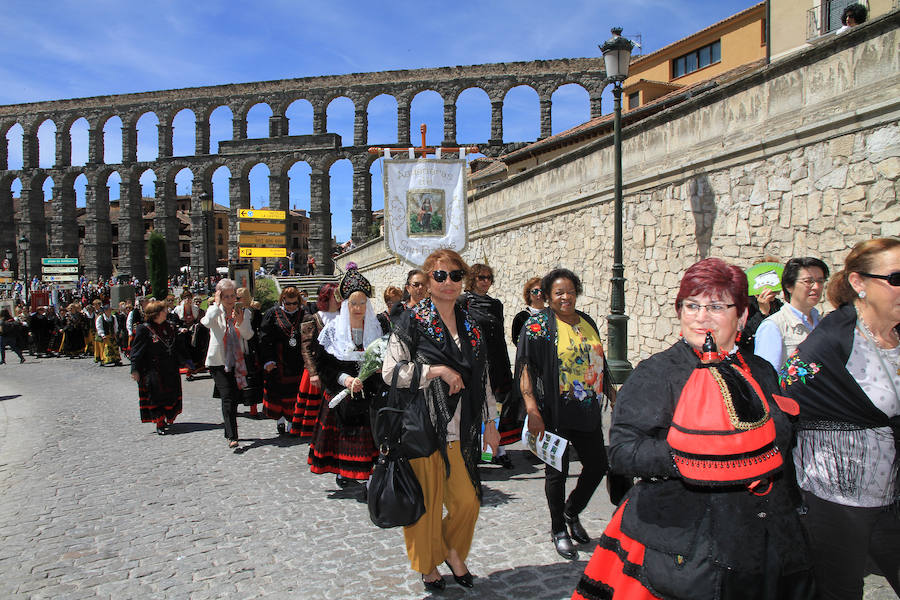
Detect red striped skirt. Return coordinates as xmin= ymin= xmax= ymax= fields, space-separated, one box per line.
xmin=308 ymin=392 xmax=377 ymax=480
xmin=290 ymin=369 xmax=322 ymax=440
xmin=263 ymin=390 xmax=297 ymax=420
xmin=572 ymin=500 xmax=661 ymax=600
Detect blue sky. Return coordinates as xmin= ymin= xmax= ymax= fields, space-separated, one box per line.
xmin=1 ymin=0 xmax=757 ymax=242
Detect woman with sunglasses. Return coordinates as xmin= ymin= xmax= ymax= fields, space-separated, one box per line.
xmin=574 ymin=258 xmax=815 ymax=600
xmin=389 ymin=269 xmax=429 ymax=325
xmin=516 ymin=268 xmax=615 ymax=561
xmin=464 ymin=264 xmax=515 ymax=467
xmin=382 ymin=250 xmax=499 ymax=591
xmin=511 ymin=276 xmax=546 ymax=345
xmin=259 ymin=287 xmax=305 ymax=436
xmin=781 ymin=238 xmax=900 ymax=599
xmin=754 ymin=257 xmax=829 ymax=371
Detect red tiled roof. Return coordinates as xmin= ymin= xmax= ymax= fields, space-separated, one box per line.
xmin=493 ymin=58 xmax=765 ymax=167
xmin=628 ymin=2 xmax=765 ymax=71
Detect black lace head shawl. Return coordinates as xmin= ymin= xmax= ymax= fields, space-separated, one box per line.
xmin=392 ymin=298 xmax=489 ymax=500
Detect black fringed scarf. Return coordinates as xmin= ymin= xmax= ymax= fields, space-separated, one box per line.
xmin=393 ymin=298 xmax=489 ymax=500
xmin=781 ymin=303 xmax=899 ymax=507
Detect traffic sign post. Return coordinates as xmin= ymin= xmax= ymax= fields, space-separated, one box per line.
xmin=239 ymin=247 xmax=288 ymax=258
xmin=238 ymin=209 xmax=286 ymax=220
xmin=237 ymin=209 xmax=288 ymax=266
xmin=41 ymin=257 xmax=80 ymax=288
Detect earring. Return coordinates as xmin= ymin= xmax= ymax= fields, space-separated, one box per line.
xmin=735 ymin=330 xmax=743 ymax=342
xmin=858 ymin=290 xmax=867 ymax=299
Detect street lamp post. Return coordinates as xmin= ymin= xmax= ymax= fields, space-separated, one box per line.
xmin=199 ymin=191 xmax=213 ymax=280
xmin=4 ymin=248 xmax=12 ymax=300
xmin=600 ymin=27 xmax=635 ymax=384
xmin=19 ymin=235 xmax=30 ymax=306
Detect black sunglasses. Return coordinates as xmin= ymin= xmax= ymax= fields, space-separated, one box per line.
xmin=860 ymin=271 xmax=900 ymax=286
xmin=476 ymin=275 xmax=494 ymax=281
xmin=432 ymin=269 xmax=465 ymax=283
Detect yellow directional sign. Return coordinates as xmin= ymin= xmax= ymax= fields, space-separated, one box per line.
xmin=238 ymin=234 xmax=287 ymax=246
xmin=238 ymin=209 xmax=285 ymax=220
xmin=238 ymin=221 xmax=287 ymax=233
xmin=239 ymin=247 xmax=287 ymax=258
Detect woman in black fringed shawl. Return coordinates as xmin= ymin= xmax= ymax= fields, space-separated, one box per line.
xmin=781 ymin=238 xmax=900 ymax=600
xmin=382 ymin=249 xmax=499 ymax=593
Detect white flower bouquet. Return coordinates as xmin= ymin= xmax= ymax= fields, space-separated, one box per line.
xmin=328 ymin=334 xmax=390 ymax=408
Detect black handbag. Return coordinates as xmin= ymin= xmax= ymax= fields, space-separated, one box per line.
xmin=368 ymin=369 xmax=426 ymax=529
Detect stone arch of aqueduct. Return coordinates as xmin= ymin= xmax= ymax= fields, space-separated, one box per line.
xmin=0 ymin=58 xmax=607 ymax=280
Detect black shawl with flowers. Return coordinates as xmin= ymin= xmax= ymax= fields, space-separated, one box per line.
xmin=513 ymin=308 xmax=613 ymax=433
xmin=391 ymin=298 xmax=489 ymax=500
xmin=780 ymin=303 xmax=899 ymax=505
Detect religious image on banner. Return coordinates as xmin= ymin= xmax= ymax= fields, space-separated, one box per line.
xmin=383 ymin=158 xmax=467 ymax=266
xmin=407 ymin=189 xmax=445 ymax=236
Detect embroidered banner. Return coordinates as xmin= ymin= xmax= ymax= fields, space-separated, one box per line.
xmin=383 ymin=158 xmax=467 ymax=266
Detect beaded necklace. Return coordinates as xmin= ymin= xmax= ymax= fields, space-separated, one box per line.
xmin=855 ymin=308 xmax=900 ymax=380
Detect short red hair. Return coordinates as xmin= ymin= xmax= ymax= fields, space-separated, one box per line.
xmin=316 ymin=283 xmax=338 ymax=312
xmin=676 ymin=258 xmax=748 ymax=317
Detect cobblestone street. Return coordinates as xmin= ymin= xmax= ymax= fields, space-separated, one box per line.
xmin=0 ymin=358 xmax=895 ymax=599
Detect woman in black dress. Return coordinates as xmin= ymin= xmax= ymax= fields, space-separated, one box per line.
xmin=131 ymin=300 xmax=190 ymax=435
xmin=259 ymin=287 xmax=305 ymax=435
xmin=308 ymin=268 xmax=388 ymax=485
xmin=573 ymin=258 xmax=815 ymax=600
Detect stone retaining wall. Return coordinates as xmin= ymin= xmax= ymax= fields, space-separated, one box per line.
xmin=339 ymin=14 xmax=900 ymax=364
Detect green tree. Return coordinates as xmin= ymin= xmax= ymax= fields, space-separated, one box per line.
xmin=253 ymin=277 xmax=279 ymax=313
xmin=146 ymin=231 xmax=169 ymax=300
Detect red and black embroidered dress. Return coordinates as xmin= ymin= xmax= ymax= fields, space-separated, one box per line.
xmin=290 ymin=311 xmax=329 ymax=439
xmin=131 ymin=320 xmax=188 ymax=426
xmin=258 ymin=305 xmax=304 ymax=420
xmin=573 ymin=341 xmax=816 ymax=600
xmin=307 ymin=318 xmax=388 ymax=480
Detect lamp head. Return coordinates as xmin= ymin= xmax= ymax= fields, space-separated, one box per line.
xmin=600 ymin=27 xmax=635 ymax=82
xmin=18 ymin=235 xmax=29 ymax=251
xmin=199 ymin=191 xmax=212 ymax=212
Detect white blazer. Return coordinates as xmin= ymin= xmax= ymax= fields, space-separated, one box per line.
xmin=201 ymin=303 xmax=254 ymax=368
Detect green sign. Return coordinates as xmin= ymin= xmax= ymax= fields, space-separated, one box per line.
xmin=41 ymin=258 xmax=79 ymax=266
xmin=746 ymin=262 xmax=783 ymax=296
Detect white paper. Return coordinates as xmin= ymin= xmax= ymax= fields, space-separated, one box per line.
xmin=521 ymin=416 xmax=568 ymax=471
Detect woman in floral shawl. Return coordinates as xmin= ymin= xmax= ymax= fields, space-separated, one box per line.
xmin=515 ymin=268 xmax=615 ymax=561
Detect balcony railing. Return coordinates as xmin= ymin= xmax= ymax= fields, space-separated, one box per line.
xmin=807 ymin=0 xmax=870 ymax=40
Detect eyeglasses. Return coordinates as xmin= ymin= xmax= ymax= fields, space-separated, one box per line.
xmin=432 ymin=269 xmax=465 ymax=283
xmin=860 ymin=271 xmax=900 ymax=286
xmin=795 ymin=277 xmax=826 ymax=287
xmin=283 ymin=301 xmax=299 ymax=306
xmin=529 ymin=288 xmax=543 ymax=296
xmin=407 ymin=282 xmax=424 ymax=288
xmin=476 ymin=275 xmax=494 ymax=282
xmin=681 ymin=302 xmax=736 ymax=315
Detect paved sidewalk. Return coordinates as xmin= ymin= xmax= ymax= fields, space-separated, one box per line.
xmin=0 ymin=358 xmax=895 ymax=599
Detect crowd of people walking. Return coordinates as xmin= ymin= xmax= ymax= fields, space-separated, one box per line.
xmin=2 ymin=238 xmax=897 ymax=599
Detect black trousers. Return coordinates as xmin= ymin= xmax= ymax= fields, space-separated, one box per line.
xmin=0 ymin=335 xmax=24 ymax=362
xmin=801 ymin=491 xmax=900 ymax=599
xmin=545 ymin=426 xmax=608 ymax=534
xmin=210 ymin=366 xmax=240 ymax=442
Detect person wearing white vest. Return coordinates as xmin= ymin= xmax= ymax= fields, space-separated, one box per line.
xmin=755 ymin=257 xmax=829 ymax=371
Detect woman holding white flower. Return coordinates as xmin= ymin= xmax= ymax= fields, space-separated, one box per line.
xmin=308 ymin=267 xmax=389 ymax=485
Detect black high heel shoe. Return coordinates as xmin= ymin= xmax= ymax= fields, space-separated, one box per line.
xmin=422 ymin=574 xmax=446 ymax=591
xmin=444 ymin=561 xmax=473 ymax=588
